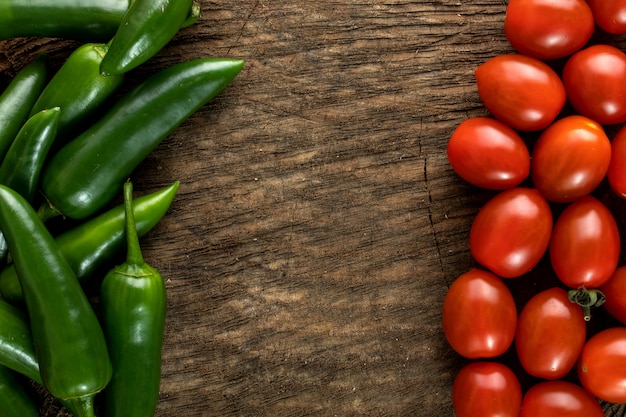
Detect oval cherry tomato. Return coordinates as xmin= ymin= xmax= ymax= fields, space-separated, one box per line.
xmin=562 ymin=44 xmax=626 ymax=125
xmin=531 ymin=115 xmax=611 ymax=203
xmin=578 ymin=327 xmax=626 ymax=403
xmin=599 ymin=266 xmax=626 ymax=325
xmin=550 ymin=196 xmax=620 ymax=288
xmin=475 ymin=54 xmax=566 ymax=132
xmin=452 ymin=361 xmax=522 ymax=417
xmin=442 ymin=268 xmax=517 ymax=359
xmin=607 ymin=123 xmax=626 ymax=197
xmin=519 ymin=380 xmax=604 ymax=417
xmin=504 ymin=0 xmax=594 ymax=60
xmin=469 ymin=187 xmax=553 ymax=278
xmin=587 ymin=0 xmax=626 ymax=34
xmin=515 ymin=287 xmax=586 ymax=380
xmin=447 ymin=117 xmax=530 ymax=190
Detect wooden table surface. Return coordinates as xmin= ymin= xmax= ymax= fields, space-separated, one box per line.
xmin=3 ymin=1 xmax=626 ymax=416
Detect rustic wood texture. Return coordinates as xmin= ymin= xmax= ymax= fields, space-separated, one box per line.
xmin=3 ymin=0 xmax=626 ymax=416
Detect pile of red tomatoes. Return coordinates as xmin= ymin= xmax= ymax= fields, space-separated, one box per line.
xmin=443 ymin=1 xmax=626 ymax=416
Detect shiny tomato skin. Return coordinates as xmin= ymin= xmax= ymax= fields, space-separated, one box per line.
xmin=469 ymin=187 xmax=553 ymax=278
xmin=442 ymin=268 xmax=517 ymax=359
xmin=531 ymin=115 xmax=611 ymax=203
xmin=562 ymin=44 xmax=626 ymax=125
xmin=599 ymin=266 xmax=626 ymax=325
xmin=587 ymin=0 xmax=626 ymax=34
xmin=515 ymin=287 xmax=586 ymax=380
xmin=452 ymin=361 xmax=522 ymax=417
xmin=550 ymin=196 xmax=620 ymax=289
xmin=475 ymin=54 xmax=566 ymax=132
xmin=519 ymin=380 xmax=604 ymax=417
xmin=447 ymin=117 xmax=530 ymax=190
xmin=608 ymin=123 xmax=626 ymax=198
xmin=578 ymin=327 xmax=626 ymax=403
xmin=504 ymin=0 xmax=594 ymax=60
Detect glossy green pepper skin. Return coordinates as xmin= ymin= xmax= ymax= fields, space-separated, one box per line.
xmin=100 ymin=181 xmax=166 ymax=417
xmin=100 ymin=0 xmax=195 ymax=75
xmin=29 ymin=43 xmax=124 ymax=145
xmin=0 ymin=365 xmax=39 ymax=417
xmin=0 ymin=53 xmax=48 ymax=162
xmin=0 ymin=107 xmax=60 ymax=203
xmin=41 ymin=58 xmax=243 ymax=220
xmin=0 ymin=181 xmax=179 ymax=304
xmin=0 ymin=0 xmax=130 ymax=41
xmin=0 ymin=185 xmax=111 ymax=417
xmin=0 ymin=299 xmax=39 ymax=383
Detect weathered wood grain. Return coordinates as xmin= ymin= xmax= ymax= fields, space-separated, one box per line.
xmin=3 ymin=0 xmax=626 ymax=416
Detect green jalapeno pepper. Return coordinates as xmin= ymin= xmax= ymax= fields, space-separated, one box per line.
xmin=0 ymin=0 xmax=130 ymax=41
xmin=0 ymin=181 xmax=179 ymax=304
xmin=40 ymin=57 xmax=243 ymax=221
xmin=0 ymin=185 xmax=111 ymax=417
xmin=0 ymin=299 xmax=39 ymax=383
xmin=29 ymin=43 xmax=124 ymax=145
xmin=0 ymin=53 xmax=48 ymax=162
xmin=100 ymin=181 xmax=166 ymax=417
xmin=0 ymin=107 xmax=60 ymax=203
xmin=0 ymin=365 xmax=39 ymax=417
xmin=0 ymin=299 xmax=99 ymax=417
xmin=100 ymin=0 xmax=195 ymax=75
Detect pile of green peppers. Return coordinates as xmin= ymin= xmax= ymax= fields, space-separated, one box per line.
xmin=0 ymin=1 xmax=243 ymax=416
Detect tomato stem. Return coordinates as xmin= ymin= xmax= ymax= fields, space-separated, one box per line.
xmin=567 ymin=286 xmax=606 ymax=321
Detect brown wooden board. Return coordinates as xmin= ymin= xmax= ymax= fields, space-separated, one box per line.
xmin=3 ymin=0 xmax=626 ymax=416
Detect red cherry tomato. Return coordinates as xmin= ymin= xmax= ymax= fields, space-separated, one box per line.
xmin=469 ymin=187 xmax=553 ymax=278
xmin=447 ymin=117 xmax=530 ymax=190
xmin=519 ymin=380 xmax=604 ymax=417
xmin=607 ymin=123 xmax=626 ymax=197
xmin=442 ymin=268 xmax=517 ymax=359
xmin=452 ymin=361 xmax=522 ymax=417
xmin=578 ymin=327 xmax=626 ymax=403
xmin=562 ymin=44 xmax=626 ymax=125
xmin=515 ymin=287 xmax=586 ymax=380
xmin=587 ymin=0 xmax=626 ymax=34
xmin=599 ymin=266 xmax=626 ymax=325
xmin=504 ymin=0 xmax=594 ymax=60
xmin=475 ymin=54 xmax=566 ymax=132
xmin=550 ymin=196 xmax=620 ymax=289
xmin=531 ymin=115 xmax=611 ymax=203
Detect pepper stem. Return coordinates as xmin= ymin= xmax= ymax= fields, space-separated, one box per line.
xmin=567 ymin=286 xmax=606 ymax=322
xmin=123 ymin=180 xmax=144 ymax=266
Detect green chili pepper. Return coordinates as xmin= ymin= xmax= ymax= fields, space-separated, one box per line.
xmin=0 ymin=185 xmax=111 ymax=417
xmin=0 ymin=181 xmax=179 ymax=304
xmin=0 ymin=365 xmax=39 ymax=417
xmin=0 ymin=299 xmax=39 ymax=383
xmin=0 ymin=0 xmax=130 ymax=41
xmin=100 ymin=0 xmax=195 ymax=75
xmin=0 ymin=107 xmax=60 ymax=203
xmin=0 ymin=53 xmax=48 ymax=162
xmin=40 ymin=57 xmax=243 ymax=221
xmin=29 ymin=43 xmax=125 ymax=145
xmin=100 ymin=181 xmax=166 ymax=417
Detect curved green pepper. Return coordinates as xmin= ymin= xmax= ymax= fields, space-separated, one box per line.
xmin=41 ymin=57 xmax=243 ymax=220
xmin=0 ymin=0 xmax=130 ymax=41
xmin=0 ymin=181 xmax=179 ymax=304
xmin=0 ymin=299 xmax=39 ymax=383
xmin=100 ymin=0 xmax=195 ymax=75
xmin=0 ymin=185 xmax=111 ymax=417
xmin=0 ymin=365 xmax=38 ymax=417
xmin=100 ymin=181 xmax=166 ymax=417
xmin=0 ymin=107 xmax=60 ymax=262
xmin=0 ymin=107 xmax=60 ymax=203
xmin=0 ymin=53 xmax=48 ymax=162
xmin=29 ymin=43 xmax=124 ymax=145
